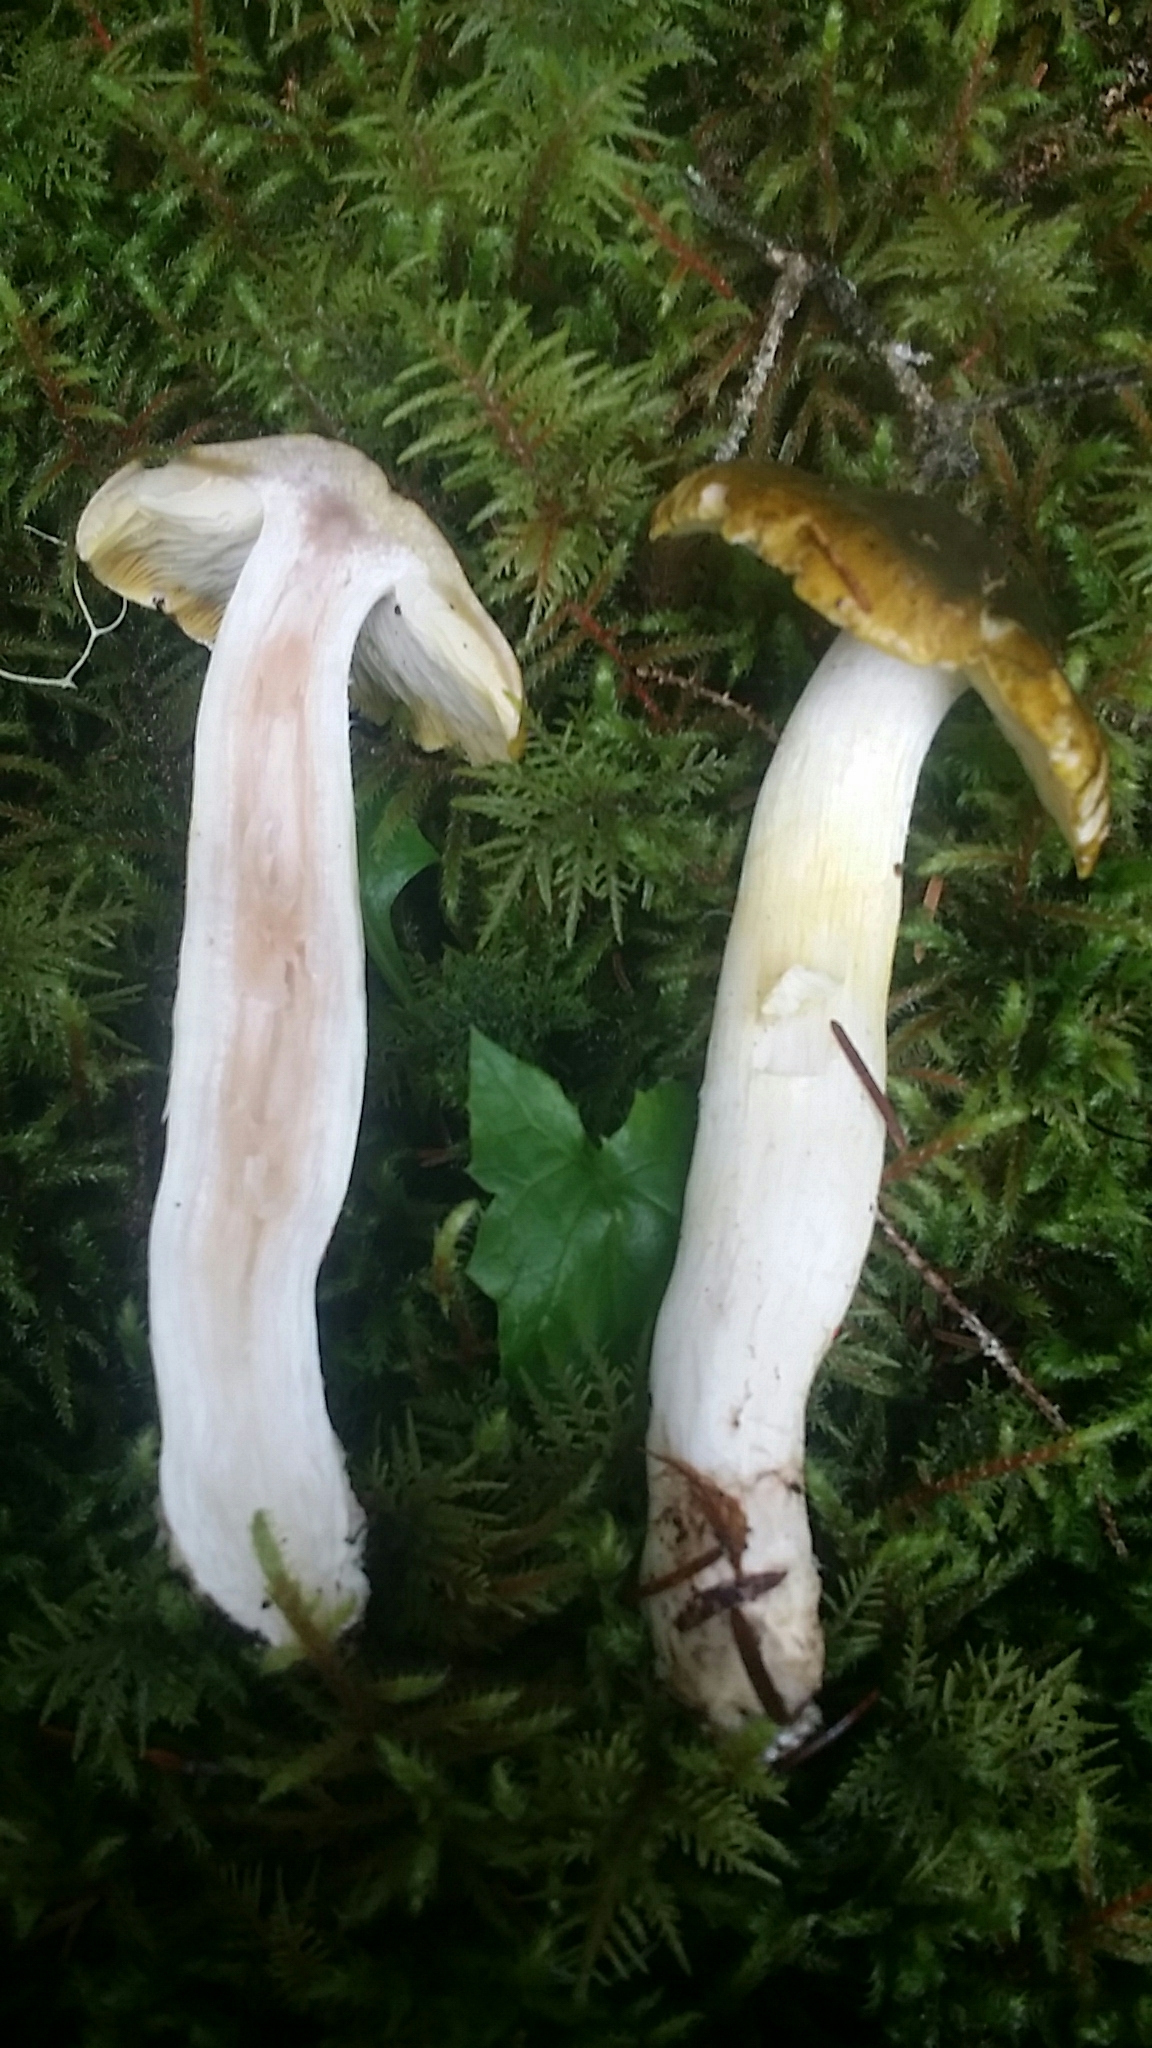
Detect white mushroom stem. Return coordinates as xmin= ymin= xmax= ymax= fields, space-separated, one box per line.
xmin=643 ymin=635 xmax=964 ymax=1728
xmin=78 ymin=436 xmax=523 ymax=1645
xmin=149 ymin=481 xmax=401 ymax=1638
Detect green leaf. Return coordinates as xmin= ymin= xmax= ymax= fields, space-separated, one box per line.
xmin=359 ymin=806 xmax=438 ymax=999
xmin=466 ymin=1029 xmax=695 ymax=1380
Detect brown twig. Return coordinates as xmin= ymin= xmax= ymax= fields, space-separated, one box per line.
xmin=422 ymin=327 xmax=541 ymax=475
xmin=563 ymin=602 xmax=665 ymax=724
xmin=830 ymin=1019 xmax=908 ymax=1151
xmin=190 ymin=0 xmax=211 ymax=104
xmin=636 ymin=1544 xmax=725 ymax=1601
xmin=621 ymin=182 xmax=736 ymax=300
xmin=880 ymin=1212 xmax=1128 ymax=1558
xmin=828 ymin=1022 xmax=1069 ymax=1430
xmin=674 ymin=1569 xmax=787 ymax=1633
xmin=772 ymin=1688 xmax=880 ymax=1771
xmin=555 ymin=597 xmax=778 ymax=737
xmin=1078 ymin=1875 xmax=1152 ymax=1931
xmin=829 ymin=1026 xmax=1128 ymax=1558
xmin=875 ymin=1210 xmax=1071 ymax=1434
xmin=729 ymin=1607 xmax=791 ymax=1723
xmin=1095 ymin=1493 xmax=1129 ymax=1560
xmin=937 ymin=37 xmax=992 ymax=195
xmin=8 ymin=307 xmax=90 ymax=468
xmin=78 ymin=4 xmax=114 ymax=50
xmin=880 ymin=1211 xmax=1130 ymax=1556
xmin=39 ymin=1723 xmax=228 ymax=1778
xmin=892 ymin=1431 xmax=1092 ymax=1511
xmin=633 ymin=661 xmax=778 ymax=738
xmin=880 ymin=1120 xmax=987 ymax=1185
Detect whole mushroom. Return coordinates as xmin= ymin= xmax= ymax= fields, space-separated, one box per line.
xmin=641 ymin=460 xmax=1109 ymax=1735
xmin=78 ymin=435 xmax=523 ymax=1643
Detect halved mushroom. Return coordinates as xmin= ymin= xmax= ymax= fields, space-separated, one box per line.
xmin=641 ymin=460 xmax=1108 ymax=1734
xmin=78 ymin=435 xmax=523 ymax=1643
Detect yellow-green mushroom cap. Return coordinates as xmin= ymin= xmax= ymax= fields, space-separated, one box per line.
xmin=651 ymin=461 xmax=1109 ymax=877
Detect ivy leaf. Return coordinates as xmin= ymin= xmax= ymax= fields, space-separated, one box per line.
xmin=358 ymin=805 xmax=438 ymax=999
xmin=466 ymin=1028 xmax=695 ymax=1380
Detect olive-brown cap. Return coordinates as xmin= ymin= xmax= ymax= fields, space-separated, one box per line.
xmin=651 ymin=461 xmax=1109 ymax=877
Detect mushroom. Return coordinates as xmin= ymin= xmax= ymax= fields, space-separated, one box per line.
xmin=641 ymin=460 xmax=1108 ymax=1733
xmin=77 ymin=435 xmax=523 ymax=1642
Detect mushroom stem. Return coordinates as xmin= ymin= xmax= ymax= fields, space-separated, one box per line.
xmin=642 ymin=635 xmax=964 ymax=1727
xmin=150 ymin=489 xmax=399 ymax=1639
xmin=78 ymin=435 xmax=523 ymax=1643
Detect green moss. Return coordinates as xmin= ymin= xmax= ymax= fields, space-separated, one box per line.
xmin=3 ymin=0 xmax=1152 ymax=2039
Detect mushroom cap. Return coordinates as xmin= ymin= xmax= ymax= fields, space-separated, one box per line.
xmin=76 ymin=457 xmax=264 ymax=645
xmin=651 ymin=461 xmax=1109 ymax=877
xmin=77 ymin=435 xmax=524 ymax=766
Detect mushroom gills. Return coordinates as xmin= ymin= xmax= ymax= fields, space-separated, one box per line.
xmin=77 ymin=462 xmax=264 ymax=643
xmin=353 ymin=566 xmax=525 ymax=764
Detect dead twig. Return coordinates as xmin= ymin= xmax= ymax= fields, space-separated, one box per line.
xmin=772 ymin=1687 xmax=881 ymax=1771
xmin=633 ymin=660 xmax=778 ymax=739
xmin=686 ymin=167 xmax=941 ymax=449
xmin=685 ymin=166 xmax=1146 ymax=478
xmin=830 ymin=1019 xmax=908 ymax=1151
xmin=874 ymin=1210 xmax=1070 ymax=1433
xmin=879 ymin=1206 xmax=1128 ymax=1557
xmin=715 ymin=257 xmax=809 ymax=461
xmin=828 ymin=1021 xmax=1128 ymax=1557
xmin=675 ymin=1569 xmax=787 ymax=1633
xmin=944 ymin=363 xmax=1148 ymax=422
